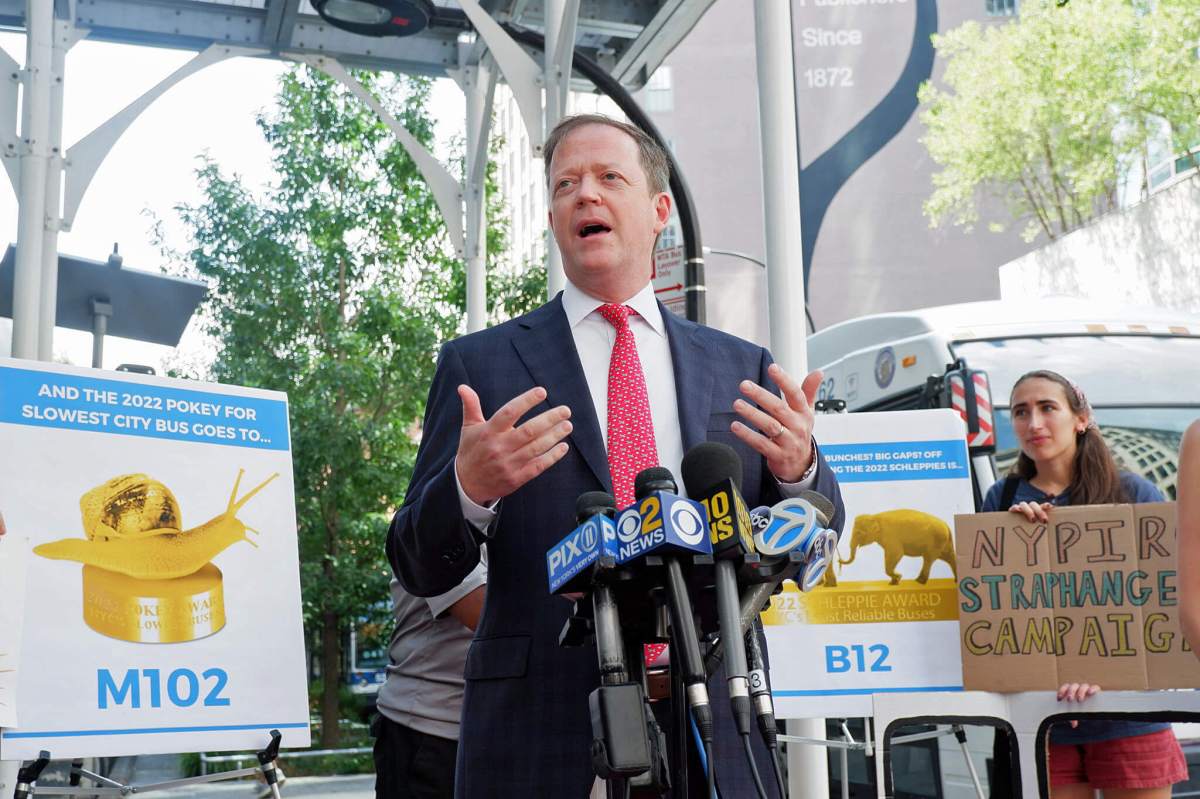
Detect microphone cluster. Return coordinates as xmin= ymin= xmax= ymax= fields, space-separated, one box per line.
xmin=543 ymin=443 xmax=839 ymax=797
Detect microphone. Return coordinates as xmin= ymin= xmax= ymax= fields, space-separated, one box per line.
xmin=613 ymin=469 xmax=712 ymax=565
xmin=745 ymin=625 xmax=785 ymax=792
xmin=624 ymin=467 xmax=717 ymax=756
xmin=680 ymin=442 xmax=756 ymax=740
xmin=737 ymin=494 xmax=839 ymax=635
xmin=550 ymin=492 xmax=655 ymax=780
xmin=546 ymin=492 xmax=620 ymax=595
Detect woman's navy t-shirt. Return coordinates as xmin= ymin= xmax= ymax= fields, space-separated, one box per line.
xmin=981 ymin=471 xmax=1169 ymax=744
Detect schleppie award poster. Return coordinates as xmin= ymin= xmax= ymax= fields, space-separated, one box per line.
xmin=763 ymin=409 xmax=975 ymax=718
xmin=0 ymin=358 xmax=310 ymax=758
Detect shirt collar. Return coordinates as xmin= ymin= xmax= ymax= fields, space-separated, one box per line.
xmin=562 ymin=280 xmax=666 ymax=338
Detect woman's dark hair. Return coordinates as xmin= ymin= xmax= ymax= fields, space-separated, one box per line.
xmin=1010 ymin=369 xmax=1128 ymax=505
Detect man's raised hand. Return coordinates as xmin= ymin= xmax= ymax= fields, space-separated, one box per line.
xmin=456 ymin=385 xmax=572 ymax=506
xmin=731 ymin=364 xmax=821 ymax=483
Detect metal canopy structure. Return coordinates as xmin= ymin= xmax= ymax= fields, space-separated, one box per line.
xmin=0 ymin=0 xmax=827 ymax=794
xmin=0 ymin=0 xmax=709 ymax=88
xmin=1 ymin=0 xmax=718 ymax=360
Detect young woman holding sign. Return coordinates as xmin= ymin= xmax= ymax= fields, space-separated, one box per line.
xmin=983 ymin=370 xmax=1185 ymax=798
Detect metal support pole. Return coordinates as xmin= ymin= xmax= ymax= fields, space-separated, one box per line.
xmin=953 ymin=725 xmax=987 ymax=799
xmin=542 ymin=0 xmax=568 ymax=299
xmin=463 ymin=60 xmax=495 ymax=333
xmin=37 ymin=18 xmax=69 ymax=361
xmin=90 ymin=297 xmax=111 ymax=369
xmin=11 ymin=0 xmax=54 ymax=359
xmin=754 ymin=0 xmax=808 ymax=377
xmin=755 ymin=0 xmax=821 ymax=794
xmin=839 ymin=720 xmax=853 ymax=799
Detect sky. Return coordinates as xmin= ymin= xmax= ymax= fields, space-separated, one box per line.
xmin=0 ymin=34 xmax=465 ymax=372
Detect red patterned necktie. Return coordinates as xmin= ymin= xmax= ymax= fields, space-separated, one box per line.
xmin=598 ymin=303 xmax=659 ymax=508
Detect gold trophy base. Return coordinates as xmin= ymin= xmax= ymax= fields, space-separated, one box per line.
xmin=82 ymin=563 xmax=227 ymax=643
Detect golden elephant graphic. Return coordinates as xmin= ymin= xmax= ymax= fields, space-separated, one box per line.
xmin=840 ymin=509 xmax=957 ymax=585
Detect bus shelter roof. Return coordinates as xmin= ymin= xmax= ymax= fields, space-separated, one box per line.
xmin=0 ymin=0 xmax=709 ymax=89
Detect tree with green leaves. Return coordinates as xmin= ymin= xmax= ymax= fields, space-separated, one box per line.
xmin=173 ymin=65 xmax=539 ymax=745
xmin=919 ymin=0 xmax=1200 ymax=243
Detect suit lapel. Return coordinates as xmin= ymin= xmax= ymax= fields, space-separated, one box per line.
xmin=663 ymin=304 xmax=713 ymax=453
xmin=512 ymin=296 xmax=611 ymax=491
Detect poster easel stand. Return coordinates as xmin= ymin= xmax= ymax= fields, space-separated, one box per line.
xmin=779 ymin=718 xmax=985 ymax=799
xmin=10 ymin=729 xmax=285 ymax=798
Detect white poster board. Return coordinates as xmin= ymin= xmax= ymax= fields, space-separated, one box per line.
xmin=764 ymin=410 xmax=976 ymax=718
xmin=0 ymin=537 xmax=28 ymax=728
xmin=0 ymin=358 xmax=310 ymax=758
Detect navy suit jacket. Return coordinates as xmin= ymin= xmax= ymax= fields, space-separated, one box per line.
xmin=389 ymin=295 xmax=845 ymax=798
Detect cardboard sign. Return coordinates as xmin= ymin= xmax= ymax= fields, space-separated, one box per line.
xmin=764 ymin=410 xmax=975 ymax=718
xmin=0 ymin=537 xmax=28 ymax=728
xmin=954 ymin=502 xmax=1200 ymax=691
xmin=0 ymin=358 xmax=311 ymax=758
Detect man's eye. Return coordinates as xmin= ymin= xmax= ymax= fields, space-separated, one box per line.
xmin=603 ymin=172 xmax=619 ymax=181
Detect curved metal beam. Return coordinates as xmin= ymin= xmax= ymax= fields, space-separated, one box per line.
xmin=61 ymin=43 xmax=266 ymax=230
xmin=300 ymin=54 xmax=465 ymax=258
xmin=458 ymin=0 xmax=544 ymax=156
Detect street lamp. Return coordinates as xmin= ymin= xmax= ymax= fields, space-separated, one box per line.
xmin=311 ymin=0 xmax=433 ymax=37
xmin=702 ymin=246 xmax=816 ymax=333
xmin=0 ymin=244 xmax=207 ymax=369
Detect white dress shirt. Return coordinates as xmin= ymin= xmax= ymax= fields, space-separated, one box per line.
xmin=454 ymin=280 xmax=816 ymax=528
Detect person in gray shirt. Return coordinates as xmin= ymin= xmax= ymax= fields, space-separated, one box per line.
xmin=373 ymin=556 xmax=485 ymax=799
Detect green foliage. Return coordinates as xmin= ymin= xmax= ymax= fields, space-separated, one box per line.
xmin=171 ymin=66 xmax=514 ymax=744
xmin=489 ymin=256 xmax=548 ymax=322
xmin=919 ymin=0 xmax=1200 ymax=242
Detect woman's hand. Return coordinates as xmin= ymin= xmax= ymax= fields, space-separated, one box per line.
xmin=1058 ymin=682 xmax=1100 ymax=703
xmin=1057 ymin=682 xmax=1100 ymax=727
xmin=1009 ymin=501 xmax=1053 ymax=524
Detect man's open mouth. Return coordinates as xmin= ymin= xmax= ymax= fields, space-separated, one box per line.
xmin=578 ymin=223 xmax=611 ymax=238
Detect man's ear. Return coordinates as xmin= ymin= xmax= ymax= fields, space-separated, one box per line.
xmin=652 ymin=191 xmax=672 ymax=233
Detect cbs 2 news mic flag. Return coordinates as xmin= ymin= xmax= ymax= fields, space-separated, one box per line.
xmin=547 ymin=491 xmax=712 ymax=593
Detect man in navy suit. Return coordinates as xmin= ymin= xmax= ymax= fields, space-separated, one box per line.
xmin=389 ymin=115 xmax=844 ymax=798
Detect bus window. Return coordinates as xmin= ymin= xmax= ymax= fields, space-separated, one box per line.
xmin=953 ymin=336 xmax=1200 ymax=499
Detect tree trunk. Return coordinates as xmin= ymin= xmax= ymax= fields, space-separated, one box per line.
xmin=320 ymin=607 xmax=342 ymax=747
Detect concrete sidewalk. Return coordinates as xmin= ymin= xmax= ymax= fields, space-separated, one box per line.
xmin=25 ymin=755 xmax=373 ymax=798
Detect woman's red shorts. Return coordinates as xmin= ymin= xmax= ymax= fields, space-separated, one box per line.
xmin=1049 ymin=728 xmax=1188 ymax=789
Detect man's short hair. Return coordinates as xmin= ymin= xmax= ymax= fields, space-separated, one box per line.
xmin=543 ymin=114 xmax=671 ymax=195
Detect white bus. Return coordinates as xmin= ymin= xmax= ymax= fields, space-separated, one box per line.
xmin=808 ymin=298 xmax=1200 ymax=503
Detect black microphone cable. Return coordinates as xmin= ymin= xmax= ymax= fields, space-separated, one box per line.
xmin=746 ymin=627 xmax=785 ymax=798
xmin=633 ymin=466 xmax=717 ymax=797
xmin=681 ymin=443 xmax=768 ymax=799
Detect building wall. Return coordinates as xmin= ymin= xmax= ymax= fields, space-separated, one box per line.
xmin=643 ymin=0 xmax=1035 ymax=345
xmin=492 ymin=1 xmax=1038 ymax=346
xmin=999 ymin=174 xmax=1200 ymax=314
xmin=491 ymin=84 xmax=624 ymax=276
